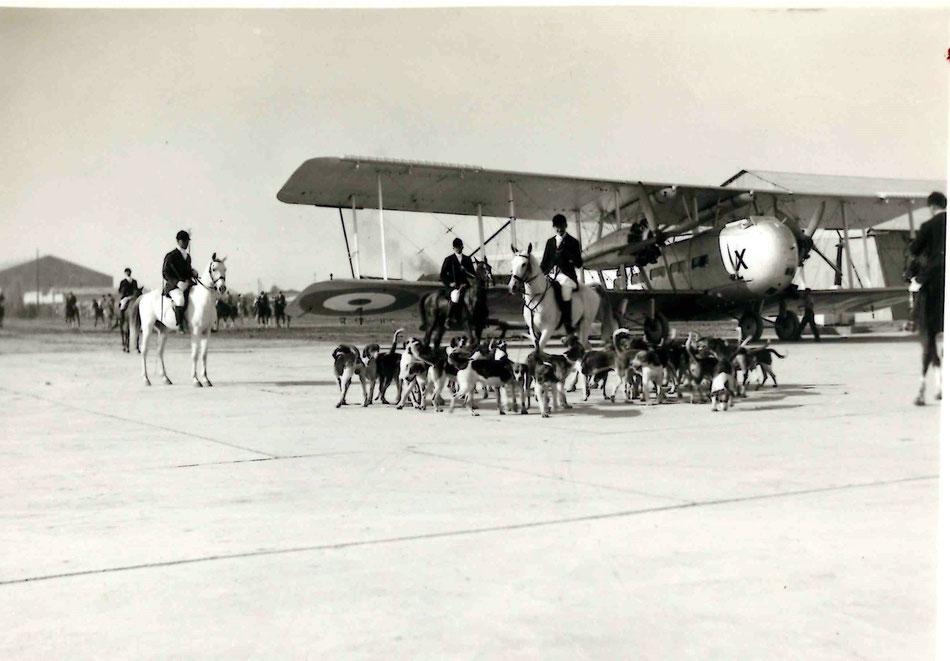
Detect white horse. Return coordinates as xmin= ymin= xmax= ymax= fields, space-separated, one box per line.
xmin=509 ymin=244 xmax=601 ymax=350
xmin=131 ymin=254 xmax=228 ymax=387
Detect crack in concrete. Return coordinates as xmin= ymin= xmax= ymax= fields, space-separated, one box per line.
xmin=0 ymin=474 xmax=935 ymax=588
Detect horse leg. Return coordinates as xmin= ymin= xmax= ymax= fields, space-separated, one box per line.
xmin=536 ymin=326 xmax=554 ymax=352
xmin=157 ymin=331 xmax=172 ymax=385
xmin=200 ymin=331 xmax=212 ymax=387
xmin=140 ymin=325 xmax=152 ymax=386
xmin=916 ymin=330 xmax=938 ymax=405
xmin=190 ymin=334 xmax=202 ymax=387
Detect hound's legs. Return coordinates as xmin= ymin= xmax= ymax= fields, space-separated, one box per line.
xmin=336 ymin=367 xmax=354 ymax=408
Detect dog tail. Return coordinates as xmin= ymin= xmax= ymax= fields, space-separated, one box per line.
xmin=768 ymin=348 xmax=786 ymax=359
xmin=612 ymin=327 xmax=633 ymax=353
xmin=389 ymin=328 xmax=404 ymax=354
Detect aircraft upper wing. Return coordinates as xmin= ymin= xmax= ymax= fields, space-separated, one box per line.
xmin=277 ymin=156 xmax=939 ymax=233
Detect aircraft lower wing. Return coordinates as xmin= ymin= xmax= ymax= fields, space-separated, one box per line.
xmin=295 ymin=279 xmax=911 ymax=327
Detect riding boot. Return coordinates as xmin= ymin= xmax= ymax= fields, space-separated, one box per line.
xmin=561 ymin=299 xmax=575 ymax=335
xmin=175 ymin=306 xmax=186 ymax=334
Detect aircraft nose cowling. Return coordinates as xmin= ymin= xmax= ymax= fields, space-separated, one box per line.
xmin=719 ymin=217 xmax=799 ymax=296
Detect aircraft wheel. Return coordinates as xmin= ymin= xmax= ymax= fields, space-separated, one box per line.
xmin=739 ymin=311 xmax=763 ymax=342
xmin=774 ymin=311 xmax=800 ymax=342
xmin=643 ymin=313 xmax=669 ymax=344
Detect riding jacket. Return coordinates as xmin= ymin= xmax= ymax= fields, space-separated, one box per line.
xmin=118 ymin=278 xmax=139 ymax=299
xmin=909 ymin=211 xmax=946 ymax=286
xmin=540 ymin=233 xmax=583 ymax=284
xmin=440 ymin=253 xmax=476 ymax=290
xmin=162 ymin=248 xmax=194 ymax=296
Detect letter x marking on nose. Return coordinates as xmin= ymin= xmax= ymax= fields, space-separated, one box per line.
xmin=733 ymin=248 xmax=748 ymax=270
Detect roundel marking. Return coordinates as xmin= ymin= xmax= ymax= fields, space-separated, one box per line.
xmin=323 ymin=292 xmax=396 ymax=312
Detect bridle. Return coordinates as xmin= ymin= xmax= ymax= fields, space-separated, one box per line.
xmin=510 ymin=254 xmax=551 ymax=313
xmin=195 ymin=260 xmax=226 ymax=293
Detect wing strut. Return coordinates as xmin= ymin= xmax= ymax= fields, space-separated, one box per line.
xmin=508 ymin=181 xmax=518 ymax=248
xmin=338 ymin=208 xmax=356 ymax=279
xmin=350 ymin=195 xmax=361 ymax=279
xmin=377 ymin=173 xmax=388 ymax=280
xmin=477 ymin=203 xmax=486 ymax=264
xmin=840 ymin=201 xmax=854 ymax=289
xmin=574 ymin=210 xmax=585 ymax=284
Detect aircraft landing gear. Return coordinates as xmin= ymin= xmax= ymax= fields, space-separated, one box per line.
xmin=643 ymin=312 xmax=669 ymax=345
xmin=774 ymin=310 xmax=800 ymax=342
xmin=739 ymin=311 xmax=763 ymax=342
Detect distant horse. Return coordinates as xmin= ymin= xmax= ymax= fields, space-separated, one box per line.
xmin=104 ymin=296 xmax=116 ymax=329
xmin=255 ymin=296 xmax=272 ymax=327
xmin=215 ymin=298 xmax=239 ymax=331
xmin=92 ymin=299 xmax=105 ymax=328
xmin=130 ymin=254 xmax=228 ymax=386
xmin=118 ymin=288 xmax=143 ymax=352
xmin=508 ymin=244 xmax=601 ymax=351
xmin=419 ymin=258 xmax=493 ymax=347
xmin=65 ymin=296 xmax=80 ymax=328
xmin=273 ymin=297 xmax=289 ymax=328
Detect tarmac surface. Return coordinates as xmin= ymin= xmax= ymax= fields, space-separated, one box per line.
xmin=0 ymin=325 xmax=942 ymax=659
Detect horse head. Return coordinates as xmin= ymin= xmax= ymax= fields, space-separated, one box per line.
xmin=508 ymin=243 xmax=534 ymax=296
xmin=473 ymin=258 xmax=494 ymax=288
xmin=206 ymin=253 xmax=228 ymax=295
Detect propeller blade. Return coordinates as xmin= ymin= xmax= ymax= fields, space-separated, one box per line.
xmin=804 ymin=200 xmax=825 ymax=238
xmin=635 ymin=183 xmax=660 ymax=235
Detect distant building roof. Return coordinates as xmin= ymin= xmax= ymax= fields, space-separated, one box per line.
xmin=0 ymin=255 xmax=112 ymax=291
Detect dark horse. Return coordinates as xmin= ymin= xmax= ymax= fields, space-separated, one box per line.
xmin=65 ymin=294 xmax=80 ymax=328
xmin=118 ymin=288 xmax=143 ymax=352
xmin=215 ymin=297 xmax=239 ymax=331
xmin=419 ymin=259 xmax=493 ymax=347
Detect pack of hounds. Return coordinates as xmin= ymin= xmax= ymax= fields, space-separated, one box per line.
xmin=333 ymin=328 xmax=786 ymax=416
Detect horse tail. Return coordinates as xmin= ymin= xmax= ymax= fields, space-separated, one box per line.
xmin=390 ymin=328 xmax=404 ymax=354
xmin=418 ymin=295 xmax=428 ymax=332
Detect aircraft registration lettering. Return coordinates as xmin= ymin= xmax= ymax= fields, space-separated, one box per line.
xmin=733 ymin=249 xmax=748 ymax=271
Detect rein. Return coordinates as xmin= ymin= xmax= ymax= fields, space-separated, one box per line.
xmin=194 ymin=261 xmax=225 ymax=293
xmin=512 ymin=256 xmax=552 ymax=313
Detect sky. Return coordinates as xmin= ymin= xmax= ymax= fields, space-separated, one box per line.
xmin=1 ymin=6 xmax=947 ymax=292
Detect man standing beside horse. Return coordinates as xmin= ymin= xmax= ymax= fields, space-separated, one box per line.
xmin=440 ymin=238 xmax=476 ymax=324
xmin=163 ymin=230 xmax=198 ymax=334
xmin=540 ymin=214 xmax=584 ymax=335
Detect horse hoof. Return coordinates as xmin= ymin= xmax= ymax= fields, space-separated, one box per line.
xmin=162 ymin=377 xmax=172 ymax=386
xmin=143 ymin=379 xmax=151 ymax=387
xmin=192 ymin=380 xmax=202 ymax=388
xmin=937 ymin=392 xmax=942 ymax=401
xmin=204 ymin=380 xmax=213 ymax=388
xmin=914 ymin=396 xmax=925 ymax=406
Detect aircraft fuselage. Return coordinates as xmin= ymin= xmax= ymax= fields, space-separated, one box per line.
xmin=586 ymin=216 xmax=799 ymax=302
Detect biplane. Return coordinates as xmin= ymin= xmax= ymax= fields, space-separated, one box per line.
xmin=277 ymin=156 xmax=940 ymax=342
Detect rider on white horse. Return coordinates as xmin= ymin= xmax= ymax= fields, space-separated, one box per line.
xmin=162 ymin=230 xmax=199 ymax=333
xmin=539 ymin=214 xmax=584 ymax=335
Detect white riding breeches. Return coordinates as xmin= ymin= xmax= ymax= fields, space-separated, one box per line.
xmin=169 ymin=289 xmax=185 ymax=307
xmin=119 ymin=296 xmax=131 ymax=311
xmin=450 ymin=288 xmax=462 ymax=304
xmin=555 ymin=273 xmax=576 ymax=301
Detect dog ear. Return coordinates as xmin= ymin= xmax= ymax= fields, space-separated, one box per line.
xmin=527 ymin=243 xmax=533 ymax=255
xmin=511 ymin=244 xmax=518 ymax=254
xmin=212 ymin=252 xmax=217 ymax=261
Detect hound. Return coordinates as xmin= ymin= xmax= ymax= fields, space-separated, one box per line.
xmin=447 ymin=350 xmax=518 ymax=416
xmin=332 ymin=344 xmax=366 ymax=408
xmin=362 ymin=329 xmax=403 ymax=406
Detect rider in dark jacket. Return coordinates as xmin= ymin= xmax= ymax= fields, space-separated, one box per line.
xmin=440 ymin=238 xmax=476 ymax=323
xmin=539 ymin=214 xmax=584 ymax=334
xmin=162 ymin=230 xmax=197 ymax=333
